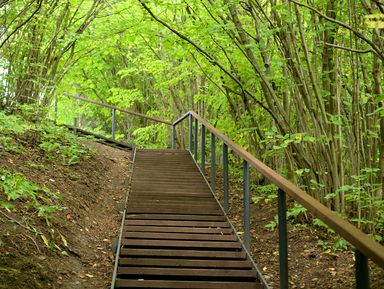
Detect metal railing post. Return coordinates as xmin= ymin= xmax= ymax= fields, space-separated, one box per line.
xmin=189 ymin=114 xmax=193 ymax=152
xmin=243 ymin=160 xmax=250 ymax=251
xmin=201 ymin=125 xmax=205 ymax=174
xmin=73 ymin=117 xmax=78 ymax=134
xmin=210 ymin=133 xmax=216 ymax=193
xmin=278 ymin=188 xmax=288 ymax=289
xmin=223 ymin=143 xmax=229 ymax=214
xmin=111 ymin=108 xmax=116 ymax=140
xmin=194 ymin=117 xmax=198 ymax=160
xmin=54 ymin=95 xmax=58 ymax=124
xmin=355 ymin=250 xmax=369 ymax=289
xmin=172 ymin=125 xmax=176 ymax=149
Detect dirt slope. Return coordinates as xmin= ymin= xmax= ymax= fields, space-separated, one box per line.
xmin=0 ymin=141 xmax=131 ymax=289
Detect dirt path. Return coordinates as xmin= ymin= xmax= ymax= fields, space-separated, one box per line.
xmin=0 ymin=142 xmax=132 ymax=289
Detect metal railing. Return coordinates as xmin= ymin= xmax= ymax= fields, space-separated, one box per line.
xmin=60 ymin=94 xmax=384 ymax=289
xmin=58 ymin=93 xmax=172 ymax=141
xmin=173 ymin=111 xmax=384 ymax=289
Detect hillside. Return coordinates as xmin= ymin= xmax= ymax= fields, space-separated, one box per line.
xmin=0 ymin=111 xmax=131 ymax=288
xmin=0 ymin=111 xmax=383 ymax=288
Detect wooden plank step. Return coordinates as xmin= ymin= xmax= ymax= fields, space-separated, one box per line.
xmin=127 ymin=197 xmax=215 ymax=203
xmin=118 ymin=258 xmax=253 ymax=268
xmin=126 ymin=202 xmax=218 ymax=208
xmin=126 ymin=208 xmax=222 ymax=215
xmin=122 ymin=232 xmax=237 ymax=241
xmin=124 ymin=226 xmax=232 ymax=234
xmin=128 ymin=191 xmax=213 ymax=197
xmin=119 ymin=248 xmax=247 ymax=259
xmin=124 ymin=220 xmax=229 ymax=227
xmin=115 ymin=280 xmax=263 ymax=289
xmin=121 ymin=239 xmax=242 ymax=249
xmin=125 ymin=214 xmax=226 ymax=221
xmin=117 ymin=267 xmax=257 ymax=278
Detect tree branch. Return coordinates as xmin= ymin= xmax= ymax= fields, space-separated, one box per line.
xmin=0 ymin=0 xmax=43 ymax=49
xmin=288 ymin=0 xmax=384 ymax=62
xmin=138 ymin=0 xmax=285 ymax=130
xmin=325 ymin=42 xmax=373 ymax=54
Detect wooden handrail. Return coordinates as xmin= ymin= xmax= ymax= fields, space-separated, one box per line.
xmin=63 ymin=93 xmax=173 ymax=125
xmin=174 ymin=111 xmax=384 ymax=269
xmin=59 ymin=95 xmax=384 ymax=269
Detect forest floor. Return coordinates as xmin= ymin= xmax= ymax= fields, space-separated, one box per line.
xmin=0 ymin=140 xmax=131 ymax=289
xmin=213 ymin=171 xmax=384 ymax=289
xmin=0 ymin=134 xmax=383 ymax=288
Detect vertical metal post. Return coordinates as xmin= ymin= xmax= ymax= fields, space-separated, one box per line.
xmin=223 ymin=143 xmax=229 ymax=214
xmin=355 ymin=250 xmax=369 ymax=289
xmin=73 ymin=117 xmax=78 ymax=134
xmin=54 ymin=95 xmax=58 ymax=124
xmin=189 ymin=114 xmax=193 ymax=152
xmin=111 ymin=108 xmax=116 ymax=140
xmin=278 ymin=188 xmax=288 ymax=289
xmin=201 ymin=125 xmax=205 ymax=174
xmin=194 ymin=117 xmax=198 ymax=160
xmin=75 ymin=99 xmax=79 ymax=129
xmin=172 ymin=125 xmax=176 ymax=149
xmin=210 ymin=133 xmax=216 ymax=193
xmin=243 ymin=160 xmax=250 ymax=251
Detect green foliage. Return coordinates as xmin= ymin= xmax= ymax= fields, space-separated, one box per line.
xmin=313 ymin=218 xmax=335 ymax=235
xmin=287 ymin=203 xmax=308 ymax=222
xmin=1 ymin=105 xmax=93 ymax=165
xmin=38 ymin=125 xmax=93 ymax=165
xmin=0 ymin=169 xmax=62 ymax=221
xmin=132 ymin=124 xmax=170 ymax=148
xmin=0 ymin=111 xmax=27 ymax=135
xmin=317 ymin=238 xmax=349 ymax=255
xmin=314 ymin=217 xmax=350 ymax=254
xmin=251 ymin=183 xmax=277 ymax=204
xmin=18 ymin=104 xmax=48 ymax=123
xmin=265 ymin=215 xmax=278 ymax=230
xmin=0 ymin=136 xmax=23 ymax=154
xmin=1 ymin=0 xmax=382 ymax=243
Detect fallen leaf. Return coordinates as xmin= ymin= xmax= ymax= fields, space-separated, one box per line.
xmin=41 ymin=235 xmax=49 ymax=247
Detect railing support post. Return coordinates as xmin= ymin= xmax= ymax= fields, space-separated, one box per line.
xmin=111 ymin=108 xmax=116 ymax=140
xmin=73 ymin=117 xmax=78 ymax=134
xmin=189 ymin=114 xmax=193 ymax=152
xmin=54 ymin=95 xmax=58 ymax=125
xmin=223 ymin=143 xmax=229 ymax=214
xmin=210 ymin=133 xmax=216 ymax=193
xmin=243 ymin=160 xmax=250 ymax=251
xmin=201 ymin=125 xmax=205 ymax=174
xmin=172 ymin=125 xmax=176 ymax=149
xmin=278 ymin=188 xmax=288 ymax=289
xmin=194 ymin=117 xmax=198 ymax=160
xmin=355 ymin=250 xmax=369 ymax=289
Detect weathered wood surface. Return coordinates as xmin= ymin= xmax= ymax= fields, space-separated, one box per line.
xmin=114 ymin=149 xmax=263 ymax=289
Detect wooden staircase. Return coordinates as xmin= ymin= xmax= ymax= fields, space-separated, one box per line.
xmin=112 ymin=149 xmax=264 ymax=289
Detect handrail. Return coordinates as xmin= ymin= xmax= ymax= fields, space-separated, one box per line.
xmin=175 ymin=111 xmax=384 ymax=269
xmin=63 ymin=93 xmax=173 ymax=125
xmin=57 ymin=94 xmax=383 ymax=287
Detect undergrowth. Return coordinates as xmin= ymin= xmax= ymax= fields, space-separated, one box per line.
xmin=0 ymin=105 xmax=94 ymax=251
xmin=0 ymin=169 xmax=63 ymax=221
xmin=0 ymin=106 xmax=94 ymax=165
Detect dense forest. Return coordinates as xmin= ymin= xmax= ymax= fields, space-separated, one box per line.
xmin=0 ymin=0 xmax=383 ymax=240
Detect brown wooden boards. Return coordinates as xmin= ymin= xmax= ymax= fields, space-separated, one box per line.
xmin=113 ymin=149 xmax=264 ymax=289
